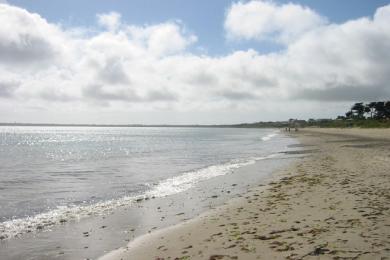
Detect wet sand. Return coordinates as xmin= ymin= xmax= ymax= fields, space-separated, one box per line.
xmin=0 ymin=133 xmax=299 ymax=260
xmin=100 ymin=128 xmax=390 ymax=260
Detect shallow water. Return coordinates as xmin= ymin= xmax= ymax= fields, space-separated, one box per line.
xmin=0 ymin=126 xmax=299 ymax=259
xmin=0 ymin=127 xmax=291 ymax=234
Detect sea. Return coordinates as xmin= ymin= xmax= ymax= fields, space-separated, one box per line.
xmin=0 ymin=126 xmax=299 ymax=259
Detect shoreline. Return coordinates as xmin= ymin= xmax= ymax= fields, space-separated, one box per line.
xmin=0 ymin=129 xmax=300 ymax=260
xmin=99 ymin=158 xmax=294 ymax=260
xmin=100 ymin=128 xmax=390 ymax=260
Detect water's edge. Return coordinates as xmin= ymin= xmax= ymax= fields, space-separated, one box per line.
xmin=0 ymin=131 xmax=301 ymax=260
xmin=99 ymin=133 xmax=301 ymax=259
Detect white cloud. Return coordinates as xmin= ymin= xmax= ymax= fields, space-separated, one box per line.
xmin=97 ymin=12 xmax=121 ymax=32
xmin=0 ymin=2 xmax=389 ymax=124
xmin=284 ymin=5 xmax=390 ymax=98
xmin=0 ymin=4 xmax=67 ymax=67
xmin=224 ymin=0 xmax=326 ymax=43
xmin=126 ymin=22 xmax=197 ymax=56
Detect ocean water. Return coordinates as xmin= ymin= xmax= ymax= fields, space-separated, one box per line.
xmin=0 ymin=126 xmax=292 ymax=241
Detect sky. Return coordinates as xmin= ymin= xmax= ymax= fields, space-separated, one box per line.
xmin=0 ymin=0 xmax=389 ymax=124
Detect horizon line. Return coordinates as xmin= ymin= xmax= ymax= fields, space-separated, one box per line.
xmin=0 ymin=121 xmax=291 ymax=127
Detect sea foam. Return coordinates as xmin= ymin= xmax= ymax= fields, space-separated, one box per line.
xmin=261 ymin=131 xmax=279 ymax=141
xmin=0 ymin=153 xmax=277 ymax=240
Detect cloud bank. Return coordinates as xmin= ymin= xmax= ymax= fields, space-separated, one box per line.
xmin=0 ymin=1 xmax=389 ymax=123
xmin=225 ymin=1 xmax=327 ymax=43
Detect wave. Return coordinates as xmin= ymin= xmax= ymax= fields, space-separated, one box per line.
xmin=261 ymin=131 xmax=279 ymax=141
xmin=146 ymin=155 xmax=274 ymax=198
xmin=0 ymin=153 xmax=278 ymax=240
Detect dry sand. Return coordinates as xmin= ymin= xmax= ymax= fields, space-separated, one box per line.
xmin=100 ymin=128 xmax=390 ymax=260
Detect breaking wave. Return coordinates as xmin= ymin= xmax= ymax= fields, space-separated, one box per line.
xmin=0 ymin=153 xmax=278 ymax=240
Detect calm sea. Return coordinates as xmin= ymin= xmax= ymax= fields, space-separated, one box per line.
xmin=0 ymin=126 xmax=292 ymax=240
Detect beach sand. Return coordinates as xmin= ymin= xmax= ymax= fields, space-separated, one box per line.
xmin=100 ymin=128 xmax=390 ymax=260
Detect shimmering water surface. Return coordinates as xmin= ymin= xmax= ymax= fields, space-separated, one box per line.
xmin=0 ymin=126 xmax=293 ymax=240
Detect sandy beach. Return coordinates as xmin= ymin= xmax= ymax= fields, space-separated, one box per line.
xmin=100 ymin=128 xmax=390 ymax=260
xmin=2 ymin=1 xmax=390 ymax=259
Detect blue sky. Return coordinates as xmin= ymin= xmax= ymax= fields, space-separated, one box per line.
xmin=1 ymin=0 xmax=390 ymax=124
xmin=7 ymin=0 xmax=390 ymax=55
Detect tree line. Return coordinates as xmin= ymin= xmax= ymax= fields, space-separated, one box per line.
xmin=338 ymin=101 xmax=390 ymax=120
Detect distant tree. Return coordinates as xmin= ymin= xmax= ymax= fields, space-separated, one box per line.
xmin=364 ymin=106 xmax=371 ymax=118
xmin=351 ymin=102 xmax=365 ymax=119
xmin=345 ymin=111 xmax=353 ymax=118
xmin=337 ymin=101 xmax=390 ymax=122
xmin=367 ymin=102 xmax=377 ymax=118
xmin=375 ymin=102 xmax=385 ymax=119
xmin=307 ymin=118 xmax=316 ymax=125
xmin=385 ymin=101 xmax=390 ymax=119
